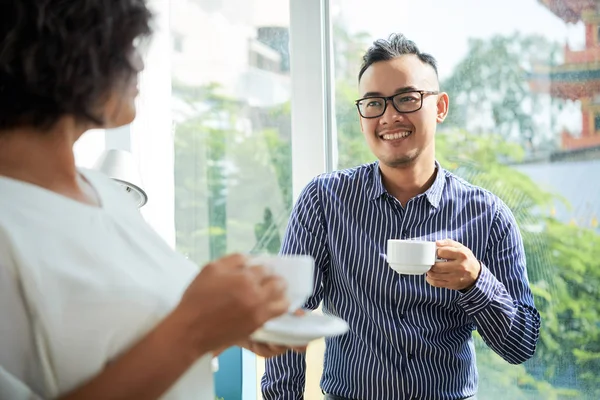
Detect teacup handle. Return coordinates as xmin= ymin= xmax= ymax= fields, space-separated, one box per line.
xmin=435 ymin=247 xmax=447 ymax=263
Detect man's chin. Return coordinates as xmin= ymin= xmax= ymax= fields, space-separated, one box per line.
xmin=381 ymin=154 xmax=418 ymax=169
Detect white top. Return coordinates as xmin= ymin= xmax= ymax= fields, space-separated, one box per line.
xmin=0 ymin=169 xmax=214 ymax=399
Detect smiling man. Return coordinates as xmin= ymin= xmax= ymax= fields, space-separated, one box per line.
xmin=262 ymin=33 xmax=540 ymax=400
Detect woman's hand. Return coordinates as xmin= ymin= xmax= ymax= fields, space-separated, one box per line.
xmin=238 ymin=339 xmax=307 ymax=358
xmin=172 ymin=253 xmax=290 ymax=358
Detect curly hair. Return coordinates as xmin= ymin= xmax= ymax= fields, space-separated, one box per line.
xmin=0 ymin=0 xmax=152 ymax=131
xmin=358 ymin=33 xmax=438 ymax=82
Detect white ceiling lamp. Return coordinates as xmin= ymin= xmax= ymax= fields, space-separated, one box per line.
xmin=94 ymin=149 xmax=148 ymax=208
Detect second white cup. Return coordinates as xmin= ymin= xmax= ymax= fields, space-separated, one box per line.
xmin=247 ymin=254 xmax=314 ymax=312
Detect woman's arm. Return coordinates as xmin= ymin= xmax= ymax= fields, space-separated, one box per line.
xmin=59 ymin=254 xmax=289 ymax=400
xmin=60 ymin=310 xmax=203 ymax=400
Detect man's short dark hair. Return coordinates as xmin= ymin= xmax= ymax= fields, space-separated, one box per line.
xmin=0 ymin=0 xmax=153 ymax=131
xmin=358 ymin=33 xmax=438 ymax=82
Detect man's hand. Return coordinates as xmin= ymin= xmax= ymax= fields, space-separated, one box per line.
xmin=426 ymin=239 xmax=481 ymax=291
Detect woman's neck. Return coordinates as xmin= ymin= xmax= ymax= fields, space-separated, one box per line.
xmin=0 ymin=119 xmax=99 ymax=206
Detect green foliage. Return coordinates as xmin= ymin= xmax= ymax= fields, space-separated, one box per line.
xmin=254 ymin=207 xmax=282 ymax=254
xmin=332 ymin=25 xmax=377 ymax=170
xmin=433 ymin=33 xmax=600 ymax=398
xmin=436 ymin=130 xmax=600 ymax=398
xmin=173 ymin=83 xmax=293 ymax=265
xmin=335 ymin=80 xmax=376 ymax=169
xmin=173 ymin=83 xmax=239 ymax=262
xmin=261 ymin=125 xmax=293 ymax=211
xmin=534 ymin=220 xmax=600 ymax=398
xmin=474 ymin=331 xmax=581 ymax=399
xmin=442 ymin=33 xmax=563 ymax=151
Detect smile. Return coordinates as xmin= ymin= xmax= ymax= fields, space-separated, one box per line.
xmin=380 ymin=131 xmax=412 ymax=140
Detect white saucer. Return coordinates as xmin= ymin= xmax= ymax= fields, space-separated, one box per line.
xmin=388 ymin=262 xmax=431 ymax=275
xmin=250 ymin=313 xmax=349 ymax=346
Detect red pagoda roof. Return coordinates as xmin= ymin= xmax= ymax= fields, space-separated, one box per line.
xmin=538 ymin=0 xmax=597 ymax=23
xmin=528 ymin=63 xmax=600 ymax=99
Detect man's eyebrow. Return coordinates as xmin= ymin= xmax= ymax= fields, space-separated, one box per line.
xmin=361 ymin=86 xmax=419 ymax=98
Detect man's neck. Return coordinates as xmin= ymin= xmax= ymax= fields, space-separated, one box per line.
xmin=379 ymin=155 xmax=437 ymax=207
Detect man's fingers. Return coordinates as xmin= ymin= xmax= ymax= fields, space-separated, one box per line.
xmin=436 ymin=246 xmax=465 ymax=261
xmin=428 ymin=263 xmax=452 ymax=276
xmin=426 ymin=274 xmax=449 ymax=287
xmin=430 ymin=259 xmax=459 ymax=274
xmin=436 ymin=239 xmax=463 ymax=248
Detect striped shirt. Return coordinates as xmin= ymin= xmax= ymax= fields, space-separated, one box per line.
xmin=261 ymin=161 xmax=540 ymax=400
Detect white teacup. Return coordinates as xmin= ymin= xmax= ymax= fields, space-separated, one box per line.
xmin=386 ymin=239 xmax=442 ymax=275
xmin=247 ymin=254 xmax=314 ymax=312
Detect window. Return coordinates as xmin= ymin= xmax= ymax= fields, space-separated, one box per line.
xmin=169 ymin=0 xmax=292 ymax=398
xmin=328 ymin=0 xmax=600 ymax=399
xmin=172 ymin=33 xmax=184 ymax=53
xmin=73 ymin=129 xmax=105 ymax=168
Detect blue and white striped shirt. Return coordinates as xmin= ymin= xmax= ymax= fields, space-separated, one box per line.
xmin=262 ymin=161 xmax=540 ymax=400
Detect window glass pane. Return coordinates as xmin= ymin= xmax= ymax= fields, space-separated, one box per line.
xmin=326 ymin=0 xmax=600 ymax=399
xmin=73 ymin=129 xmax=105 ymax=168
xmin=170 ymin=0 xmax=291 ymax=396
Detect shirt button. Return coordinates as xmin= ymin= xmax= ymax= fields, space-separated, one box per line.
xmin=407 ymin=353 xmax=414 ymax=360
xmin=399 ymin=312 xmax=405 ymax=319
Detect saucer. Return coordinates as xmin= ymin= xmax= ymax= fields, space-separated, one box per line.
xmin=250 ymin=313 xmax=349 ymax=346
xmin=388 ymin=262 xmax=431 ymax=275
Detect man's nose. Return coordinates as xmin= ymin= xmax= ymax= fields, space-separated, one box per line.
xmin=380 ymin=100 xmax=405 ymax=124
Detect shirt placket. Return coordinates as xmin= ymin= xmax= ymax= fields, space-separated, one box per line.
xmin=390 ymin=195 xmax=425 ymax=397
xmin=382 ymin=194 xmax=412 ymax=388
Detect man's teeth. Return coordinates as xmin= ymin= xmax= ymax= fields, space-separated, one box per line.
xmin=382 ymin=131 xmax=411 ymax=140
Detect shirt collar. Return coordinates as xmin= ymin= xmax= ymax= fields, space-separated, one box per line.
xmin=368 ymin=160 xmax=446 ymax=208
xmin=367 ymin=162 xmax=387 ymax=201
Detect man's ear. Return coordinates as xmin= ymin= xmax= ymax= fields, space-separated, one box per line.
xmin=436 ymin=92 xmax=449 ymax=123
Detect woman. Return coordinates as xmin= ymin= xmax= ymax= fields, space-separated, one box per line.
xmin=0 ymin=1 xmax=294 ymax=399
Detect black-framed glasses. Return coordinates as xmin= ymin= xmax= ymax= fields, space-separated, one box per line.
xmin=354 ymin=90 xmax=439 ymax=118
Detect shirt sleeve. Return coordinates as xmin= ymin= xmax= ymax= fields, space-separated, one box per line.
xmin=261 ymin=178 xmax=330 ymax=399
xmin=455 ymin=200 xmax=541 ymax=364
xmin=0 ymin=367 xmax=43 ymax=400
xmin=0 ymin=256 xmax=46 ymax=399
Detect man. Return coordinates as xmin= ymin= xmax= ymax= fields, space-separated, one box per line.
xmin=261 ymin=33 xmax=540 ymax=400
